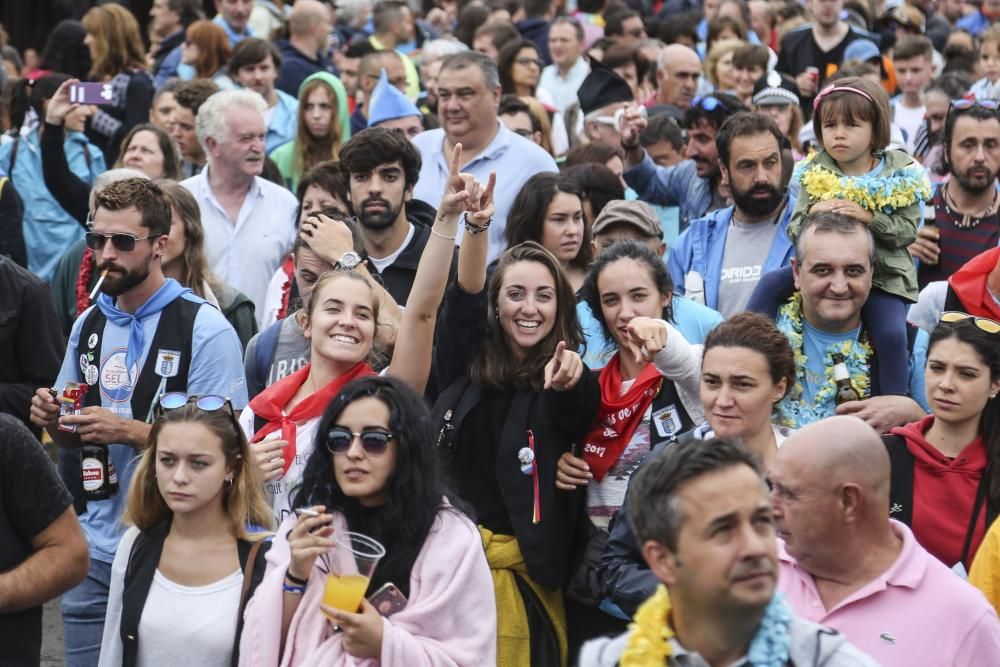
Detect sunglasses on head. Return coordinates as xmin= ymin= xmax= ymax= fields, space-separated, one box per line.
xmin=85 ymin=231 xmax=162 ymax=252
xmin=950 ymin=98 xmax=1000 ymax=112
xmin=940 ymin=311 xmax=1000 ymax=334
xmin=156 ymin=392 xmax=238 ymax=420
xmin=325 ymin=427 xmax=394 ymax=455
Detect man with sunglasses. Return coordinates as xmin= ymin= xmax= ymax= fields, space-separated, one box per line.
xmin=910 ymin=100 xmax=1000 ymax=289
xmin=28 ymin=178 xmax=248 ymax=666
xmin=621 ymin=92 xmax=748 ymax=236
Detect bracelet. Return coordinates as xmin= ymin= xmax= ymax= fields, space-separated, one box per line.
xmin=463 ymin=212 xmax=492 ymax=235
xmin=431 ymin=227 xmax=457 ymax=241
xmin=282 ymin=583 xmax=306 ymax=595
xmin=285 ymin=570 xmax=308 ymax=586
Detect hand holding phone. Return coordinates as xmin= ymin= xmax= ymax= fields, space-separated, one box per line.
xmin=69 ymin=82 xmax=115 ymax=106
xmin=367 ymin=582 xmax=407 ymax=616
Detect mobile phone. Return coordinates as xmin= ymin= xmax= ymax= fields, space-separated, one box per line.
xmin=368 ymin=582 xmax=407 ymax=616
xmin=69 ymin=82 xmax=114 ymax=105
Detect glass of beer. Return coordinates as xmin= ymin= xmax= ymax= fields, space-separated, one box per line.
xmin=322 ymin=532 xmax=385 ymax=616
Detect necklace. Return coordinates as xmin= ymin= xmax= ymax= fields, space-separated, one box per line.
xmin=942 ymin=181 xmax=999 ymax=229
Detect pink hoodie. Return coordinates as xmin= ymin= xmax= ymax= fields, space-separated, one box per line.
xmin=239 ymin=507 xmax=497 ymax=666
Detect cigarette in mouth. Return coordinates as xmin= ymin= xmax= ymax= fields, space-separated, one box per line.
xmin=89 ymin=269 xmax=108 ymax=301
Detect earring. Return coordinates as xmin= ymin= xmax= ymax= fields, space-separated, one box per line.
xmin=224 ymin=478 xmax=233 ymax=489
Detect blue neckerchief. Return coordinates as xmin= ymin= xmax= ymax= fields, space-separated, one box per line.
xmin=746 ymin=593 xmax=793 ymax=666
xmin=96 ymin=278 xmax=189 ymax=370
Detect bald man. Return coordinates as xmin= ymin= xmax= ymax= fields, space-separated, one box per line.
xmin=654 ymin=44 xmax=702 ymax=111
xmin=770 ymin=416 xmax=1000 ymax=666
xmin=276 ymin=0 xmax=335 ymax=96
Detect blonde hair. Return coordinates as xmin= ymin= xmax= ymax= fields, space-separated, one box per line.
xmin=82 ymin=4 xmax=147 ymax=80
xmin=705 ymin=38 xmax=745 ymax=89
xmin=126 ymin=402 xmax=274 ymax=539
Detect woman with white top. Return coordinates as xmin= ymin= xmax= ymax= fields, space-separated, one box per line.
xmin=240 ymin=143 xmax=494 ymax=525
xmin=98 ymin=396 xmax=274 ymax=666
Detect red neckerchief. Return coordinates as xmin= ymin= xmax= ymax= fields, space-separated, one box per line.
xmin=582 ymin=355 xmax=663 ymax=482
xmin=248 ymin=362 xmax=375 ymax=474
xmin=75 ymin=248 xmax=96 ymax=316
xmin=948 ymin=246 xmax=1000 ymax=321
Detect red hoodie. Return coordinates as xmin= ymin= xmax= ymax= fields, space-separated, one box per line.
xmin=891 ymin=415 xmax=989 ymax=568
xmin=948 ymin=246 xmax=1000 ymax=322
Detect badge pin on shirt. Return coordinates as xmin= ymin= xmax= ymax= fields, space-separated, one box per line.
xmin=155 ymin=349 xmax=181 ymax=378
xmin=518 ymin=447 xmax=535 ymax=475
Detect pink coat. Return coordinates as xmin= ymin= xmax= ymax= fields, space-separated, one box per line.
xmin=239 ymin=506 xmax=497 ymax=667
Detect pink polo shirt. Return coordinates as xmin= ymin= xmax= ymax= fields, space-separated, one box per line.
xmin=777 ymin=520 xmax=1000 ymax=666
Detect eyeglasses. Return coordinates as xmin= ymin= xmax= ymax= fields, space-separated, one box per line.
xmin=510 ymin=127 xmax=535 ymax=138
xmin=85 ymin=231 xmax=162 ymax=252
xmin=515 ymin=57 xmax=544 ymax=69
xmin=325 ymin=427 xmax=394 ymax=455
xmin=940 ymin=311 xmax=1000 ymax=334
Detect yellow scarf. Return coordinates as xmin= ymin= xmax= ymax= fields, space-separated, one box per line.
xmin=479 ymin=526 xmax=568 ymax=667
xmin=621 ymin=584 xmax=674 ymax=666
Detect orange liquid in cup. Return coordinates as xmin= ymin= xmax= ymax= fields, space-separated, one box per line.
xmin=323 ymin=574 xmax=370 ymax=614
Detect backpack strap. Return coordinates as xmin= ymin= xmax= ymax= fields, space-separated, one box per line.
xmin=231 ymin=537 xmax=272 ymax=666
xmin=882 ymin=434 xmax=914 ymax=526
xmin=121 ymin=521 xmax=171 ymax=667
xmin=250 ymin=319 xmax=283 ymax=400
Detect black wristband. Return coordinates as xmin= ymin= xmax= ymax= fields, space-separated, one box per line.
xmin=285 ymin=570 xmax=308 ymax=586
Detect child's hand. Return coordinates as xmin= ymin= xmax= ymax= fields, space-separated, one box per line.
xmin=810 ymin=199 xmax=874 ymax=224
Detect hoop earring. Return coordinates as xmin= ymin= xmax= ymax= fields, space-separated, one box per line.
xmin=224 ymin=478 xmax=233 ymax=489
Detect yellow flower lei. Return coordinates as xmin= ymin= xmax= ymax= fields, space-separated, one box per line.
xmin=620 ymin=585 xmax=673 ymax=666
xmin=798 ymin=152 xmax=932 ymax=214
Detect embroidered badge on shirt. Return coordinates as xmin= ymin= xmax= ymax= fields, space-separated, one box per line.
xmin=879 ymin=633 xmax=896 ymax=645
xmin=155 ymin=349 xmax=181 ymax=378
xmin=652 ymin=404 xmax=681 ymax=438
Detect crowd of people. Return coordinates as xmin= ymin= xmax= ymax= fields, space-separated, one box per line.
xmin=4 ymin=0 xmax=1000 ymax=664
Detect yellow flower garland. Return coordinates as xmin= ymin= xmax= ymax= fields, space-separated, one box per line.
xmin=620 ymin=585 xmax=673 ymax=666
xmin=798 ymin=153 xmax=932 ymax=213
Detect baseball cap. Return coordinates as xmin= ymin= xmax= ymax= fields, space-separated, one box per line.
xmin=591 ymin=200 xmax=662 ymax=239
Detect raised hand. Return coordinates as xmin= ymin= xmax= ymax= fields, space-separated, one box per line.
xmin=619 ymin=103 xmax=649 ymax=148
xmin=624 ymin=317 xmax=668 ymax=365
xmin=45 ymin=79 xmax=80 ymax=126
xmin=544 ymin=341 xmax=584 ymax=391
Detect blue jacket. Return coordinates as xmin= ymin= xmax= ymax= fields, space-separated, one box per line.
xmin=266 ymin=89 xmax=299 ymax=154
xmin=154 ymin=46 xmax=182 ymax=88
xmin=957 ymin=11 xmax=990 ymax=36
xmin=624 ymin=156 xmax=713 ymax=233
xmin=667 ymin=201 xmax=796 ymax=311
xmin=0 ymin=129 xmax=105 ymax=281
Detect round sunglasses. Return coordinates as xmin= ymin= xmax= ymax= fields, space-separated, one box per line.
xmin=325 ymin=428 xmax=394 ymax=455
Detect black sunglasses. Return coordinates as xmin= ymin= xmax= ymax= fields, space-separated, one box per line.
xmin=85 ymin=231 xmax=162 ymax=252
xmin=325 ymin=427 xmax=394 ymax=455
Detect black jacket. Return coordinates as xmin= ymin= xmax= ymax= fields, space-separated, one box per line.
xmin=598 ymin=431 xmax=700 ymax=616
xmin=0 ymin=256 xmax=65 ymax=434
xmin=432 ymin=284 xmax=600 ymax=589
xmin=40 ymin=122 xmax=90 ymax=228
xmin=365 ymin=200 xmax=456 ymax=307
xmin=0 ymin=176 xmax=25 ymax=267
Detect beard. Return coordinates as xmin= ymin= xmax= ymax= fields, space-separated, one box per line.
xmin=731 ymin=181 xmax=784 ymax=218
xmin=951 ymin=164 xmax=1000 ymax=196
xmin=99 ymin=259 xmax=151 ymax=297
xmin=357 ymin=196 xmax=404 ymax=231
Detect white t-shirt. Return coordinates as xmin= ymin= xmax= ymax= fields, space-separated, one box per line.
xmin=137 ymin=568 xmax=243 ymax=666
xmin=240 ymin=408 xmax=321 ymax=526
xmin=367 ymin=223 xmax=414 ymax=274
xmin=893 ymin=101 xmax=925 ymax=154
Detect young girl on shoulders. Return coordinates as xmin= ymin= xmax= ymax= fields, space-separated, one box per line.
xmin=789 ymin=76 xmax=931 ymax=397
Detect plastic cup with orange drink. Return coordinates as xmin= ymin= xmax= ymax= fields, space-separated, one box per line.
xmin=322 ymin=532 xmax=386 ymax=617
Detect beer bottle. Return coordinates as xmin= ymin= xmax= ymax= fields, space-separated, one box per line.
xmin=81 ymin=444 xmax=111 ymax=501
xmin=833 ymin=353 xmax=861 ymax=405
xmin=922 ymin=221 xmax=939 ymax=266
xmin=108 ymin=456 xmax=119 ymax=495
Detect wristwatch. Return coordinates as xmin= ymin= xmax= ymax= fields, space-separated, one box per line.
xmin=335 ymin=251 xmax=362 ymax=271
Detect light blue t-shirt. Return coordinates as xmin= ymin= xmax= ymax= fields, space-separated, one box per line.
xmin=801 ymin=321 xmax=860 ymax=406
xmin=579 ymin=295 xmax=723 ymax=369
xmin=55 ymin=292 xmax=249 ymax=563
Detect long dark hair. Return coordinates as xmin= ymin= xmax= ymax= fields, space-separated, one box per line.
xmin=929 ymin=319 xmax=1000 ymax=509
xmin=581 ymin=240 xmax=673 ymax=354
xmin=497 ymin=38 xmax=541 ymax=95
xmin=291 ymin=376 xmax=465 ymax=597
xmin=471 ymin=241 xmax=583 ymax=391
xmin=505 ymin=172 xmax=594 ymax=271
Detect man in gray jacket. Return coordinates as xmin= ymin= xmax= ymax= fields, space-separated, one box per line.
xmin=579 ymin=437 xmax=875 ymax=667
